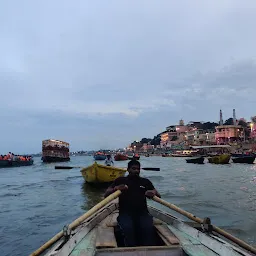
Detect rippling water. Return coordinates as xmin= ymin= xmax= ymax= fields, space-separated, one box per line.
xmin=0 ymin=156 xmax=256 ymax=256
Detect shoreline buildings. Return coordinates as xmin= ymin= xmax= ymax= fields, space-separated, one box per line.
xmin=127 ymin=109 xmax=256 ymax=152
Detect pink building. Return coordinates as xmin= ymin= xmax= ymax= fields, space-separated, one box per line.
xmin=250 ymin=123 xmax=256 ymax=140
xmin=215 ymin=125 xmax=244 ymax=144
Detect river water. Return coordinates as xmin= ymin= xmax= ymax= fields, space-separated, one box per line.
xmin=0 ymin=156 xmax=256 ymax=256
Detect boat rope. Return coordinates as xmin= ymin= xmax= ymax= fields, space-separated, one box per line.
xmin=63 ymin=225 xmax=71 ymax=241
xmin=201 ymin=217 xmax=213 ymax=233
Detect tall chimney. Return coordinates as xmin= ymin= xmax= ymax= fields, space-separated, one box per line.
xmin=220 ymin=109 xmax=223 ymax=125
xmin=233 ymin=109 xmax=236 ymax=125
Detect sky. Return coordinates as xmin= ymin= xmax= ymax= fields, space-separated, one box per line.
xmin=1 ymin=0 xmax=256 ymax=153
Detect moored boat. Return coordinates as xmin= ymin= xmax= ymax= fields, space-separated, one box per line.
xmin=114 ymin=153 xmax=128 ymax=161
xmin=232 ymin=155 xmax=256 ymax=164
xmin=208 ymin=154 xmax=230 ymax=164
xmin=171 ymin=150 xmax=198 ymax=157
xmin=80 ymin=162 xmax=126 ymax=184
xmin=41 ymin=139 xmax=70 ymax=163
xmin=0 ymin=159 xmax=34 ymax=168
xmin=186 ymin=156 xmax=204 ymax=164
xmin=31 ymin=193 xmax=256 ymax=256
xmin=94 ymin=152 xmax=106 ymax=161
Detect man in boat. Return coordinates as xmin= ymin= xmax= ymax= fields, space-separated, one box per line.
xmin=105 ymin=154 xmax=114 ymax=166
xmin=104 ymin=159 xmax=161 ymax=247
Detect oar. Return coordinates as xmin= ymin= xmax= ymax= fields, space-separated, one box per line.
xmin=30 ymin=190 xmax=121 ymax=256
xmin=152 ymin=196 xmax=256 ymax=255
xmin=54 ymin=166 xmax=160 ymax=171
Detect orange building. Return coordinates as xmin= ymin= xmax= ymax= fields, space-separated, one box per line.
xmin=215 ymin=125 xmax=244 ymax=144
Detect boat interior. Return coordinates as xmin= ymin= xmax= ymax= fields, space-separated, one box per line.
xmin=45 ymin=201 xmax=253 ymax=256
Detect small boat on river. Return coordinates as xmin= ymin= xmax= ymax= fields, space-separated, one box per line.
xmin=0 ymin=159 xmax=34 ymax=168
xmin=232 ymin=155 xmax=256 ymax=164
xmin=186 ymin=156 xmax=204 ymax=164
xmin=94 ymin=152 xmax=106 ymax=161
xmin=31 ymin=192 xmax=256 ymax=256
xmin=114 ymin=153 xmax=128 ymax=161
xmin=171 ymin=150 xmax=198 ymax=157
xmin=80 ymin=162 xmax=126 ymax=184
xmin=208 ymin=154 xmax=231 ymax=164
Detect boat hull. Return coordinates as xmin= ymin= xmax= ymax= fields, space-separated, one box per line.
xmin=41 ymin=156 xmax=70 ymax=163
xmin=94 ymin=155 xmax=106 ymax=160
xmin=186 ymin=157 xmax=204 ymax=164
xmin=114 ymin=154 xmax=128 ymax=161
xmin=81 ymin=162 xmax=127 ymax=184
xmin=232 ymin=155 xmax=256 ymax=164
xmin=0 ymin=159 xmax=34 ymax=168
xmin=41 ymin=200 xmax=253 ymax=256
xmin=208 ymin=154 xmax=230 ymax=164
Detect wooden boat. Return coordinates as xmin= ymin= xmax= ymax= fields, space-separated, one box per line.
xmin=171 ymin=150 xmax=198 ymax=157
xmin=42 ymin=139 xmax=70 ymax=163
xmin=0 ymin=159 xmax=34 ymax=168
xmin=94 ymin=153 xmax=106 ymax=161
xmin=31 ymin=192 xmax=256 ymax=256
xmin=186 ymin=156 xmax=204 ymax=164
xmin=114 ymin=154 xmax=128 ymax=161
xmin=232 ymin=155 xmax=256 ymax=164
xmin=208 ymin=154 xmax=230 ymax=164
xmin=231 ymin=153 xmax=255 ymax=158
xmin=80 ymin=162 xmax=126 ymax=184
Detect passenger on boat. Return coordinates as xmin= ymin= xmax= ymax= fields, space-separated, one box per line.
xmin=105 ymin=154 xmax=114 ymax=166
xmin=104 ymin=160 xmax=161 ymax=247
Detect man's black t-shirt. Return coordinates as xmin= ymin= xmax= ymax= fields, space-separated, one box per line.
xmin=110 ymin=175 xmax=155 ymax=215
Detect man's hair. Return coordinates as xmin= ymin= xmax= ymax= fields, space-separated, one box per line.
xmin=128 ymin=159 xmax=140 ymax=169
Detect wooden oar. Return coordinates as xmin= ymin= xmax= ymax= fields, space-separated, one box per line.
xmin=30 ymin=190 xmax=121 ymax=256
xmin=54 ymin=166 xmax=160 ymax=171
xmin=152 ymin=196 xmax=256 ymax=255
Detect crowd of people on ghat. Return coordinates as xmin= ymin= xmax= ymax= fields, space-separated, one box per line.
xmin=0 ymin=152 xmax=32 ymax=161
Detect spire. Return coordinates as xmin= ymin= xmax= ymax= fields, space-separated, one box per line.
xmin=233 ymin=109 xmax=237 ymax=125
xmin=220 ymin=109 xmax=223 ymax=125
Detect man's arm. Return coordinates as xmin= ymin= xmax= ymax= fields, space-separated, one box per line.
xmin=104 ymin=178 xmax=128 ymax=198
xmin=145 ymin=179 xmax=161 ymax=198
xmin=104 ymin=184 xmax=128 ymax=198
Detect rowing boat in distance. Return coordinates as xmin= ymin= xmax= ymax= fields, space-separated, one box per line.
xmin=232 ymin=155 xmax=256 ymax=164
xmin=208 ymin=154 xmax=231 ymax=164
xmin=0 ymin=159 xmax=34 ymax=168
xmin=80 ymin=162 xmax=127 ymax=184
xmin=94 ymin=152 xmax=107 ymax=161
xmin=186 ymin=156 xmax=204 ymax=164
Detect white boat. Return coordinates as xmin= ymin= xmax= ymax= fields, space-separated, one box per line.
xmin=31 ymin=193 xmax=256 ymax=256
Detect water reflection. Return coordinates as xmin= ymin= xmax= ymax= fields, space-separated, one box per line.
xmin=80 ymin=182 xmax=109 ymax=210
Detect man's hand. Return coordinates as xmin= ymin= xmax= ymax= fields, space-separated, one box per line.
xmin=145 ymin=190 xmax=156 ymax=199
xmin=114 ymin=184 xmax=128 ymax=191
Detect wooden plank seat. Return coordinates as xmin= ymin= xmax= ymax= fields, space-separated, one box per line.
xmin=155 ymin=224 xmax=180 ymax=245
xmin=96 ymin=227 xmax=117 ymax=249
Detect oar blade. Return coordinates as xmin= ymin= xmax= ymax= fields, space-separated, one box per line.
xmin=55 ymin=166 xmax=74 ymax=169
xmin=142 ymin=167 xmax=160 ymax=171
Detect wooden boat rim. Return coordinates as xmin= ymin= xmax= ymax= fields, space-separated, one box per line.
xmin=39 ymin=200 xmax=254 ymax=256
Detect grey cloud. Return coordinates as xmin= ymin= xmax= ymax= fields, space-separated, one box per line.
xmin=1 ymin=1 xmax=256 ymax=152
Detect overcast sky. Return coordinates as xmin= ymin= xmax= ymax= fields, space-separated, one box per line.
xmin=1 ymin=0 xmax=256 ymax=153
